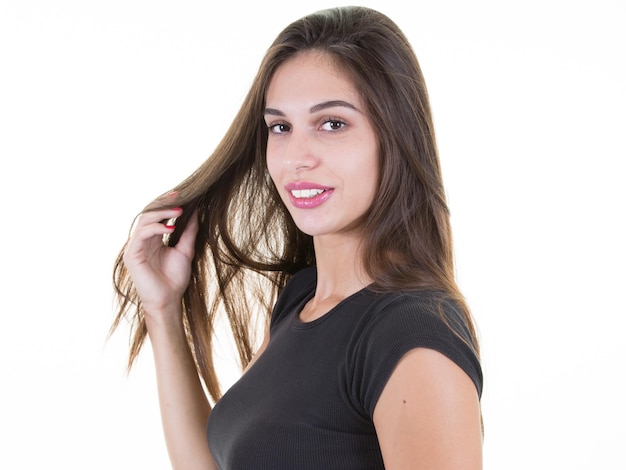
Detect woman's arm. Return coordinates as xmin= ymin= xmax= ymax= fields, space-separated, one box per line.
xmin=145 ymin=309 xmax=216 ymax=469
xmin=373 ymin=348 xmax=483 ymax=470
xmin=123 ymin=206 xmax=217 ymax=469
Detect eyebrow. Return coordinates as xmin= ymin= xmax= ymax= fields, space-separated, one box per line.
xmin=263 ymin=100 xmax=359 ymax=116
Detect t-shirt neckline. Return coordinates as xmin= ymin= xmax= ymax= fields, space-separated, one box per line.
xmin=291 ymin=276 xmax=371 ymax=330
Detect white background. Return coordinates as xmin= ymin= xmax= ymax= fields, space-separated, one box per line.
xmin=1 ymin=1 xmax=624 ymax=468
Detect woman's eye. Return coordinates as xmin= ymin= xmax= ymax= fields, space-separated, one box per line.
xmin=268 ymin=123 xmax=291 ymax=134
xmin=321 ymin=119 xmax=346 ymax=131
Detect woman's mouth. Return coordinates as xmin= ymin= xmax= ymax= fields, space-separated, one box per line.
xmin=290 ymin=188 xmax=326 ymax=198
xmin=285 ymin=183 xmax=333 ymax=208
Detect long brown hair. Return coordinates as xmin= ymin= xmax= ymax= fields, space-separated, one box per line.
xmin=111 ymin=6 xmax=479 ymax=403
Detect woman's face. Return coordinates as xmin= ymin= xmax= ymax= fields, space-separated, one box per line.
xmin=265 ymin=51 xmax=379 ymax=240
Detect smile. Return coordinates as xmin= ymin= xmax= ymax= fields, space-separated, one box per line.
xmin=285 ymin=184 xmax=334 ymax=209
xmin=290 ymin=188 xmax=326 ymax=199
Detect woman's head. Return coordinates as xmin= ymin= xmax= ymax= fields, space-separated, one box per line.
xmin=251 ymin=6 xmax=449 ymax=288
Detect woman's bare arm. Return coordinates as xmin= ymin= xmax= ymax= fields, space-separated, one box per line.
xmin=373 ymin=348 xmax=483 ymax=470
xmin=145 ymin=310 xmax=216 ymax=469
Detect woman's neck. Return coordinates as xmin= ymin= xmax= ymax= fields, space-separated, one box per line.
xmin=311 ymin=233 xmax=372 ymax=303
xmin=298 ymin=234 xmax=371 ymax=323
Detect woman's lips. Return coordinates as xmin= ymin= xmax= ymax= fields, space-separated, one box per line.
xmin=285 ymin=182 xmax=334 ymax=209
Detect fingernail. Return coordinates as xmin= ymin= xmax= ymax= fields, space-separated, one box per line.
xmin=165 ymin=225 xmax=175 ymax=229
xmin=168 ymin=190 xmax=178 ymax=197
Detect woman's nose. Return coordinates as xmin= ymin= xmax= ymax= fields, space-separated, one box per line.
xmin=282 ymin=130 xmax=318 ymax=171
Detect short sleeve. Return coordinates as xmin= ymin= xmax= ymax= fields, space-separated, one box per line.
xmin=349 ymin=293 xmax=482 ymax=417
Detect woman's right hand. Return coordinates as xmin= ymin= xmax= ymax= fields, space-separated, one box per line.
xmin=123 ymin=206 xmax=199 ymax=320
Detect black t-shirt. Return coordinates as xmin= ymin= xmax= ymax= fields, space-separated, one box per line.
xmin=207 ymin=267 xmax=482 ymax=469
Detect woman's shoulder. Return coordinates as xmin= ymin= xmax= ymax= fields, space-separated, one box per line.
xmin=390 ymin=289 xmax=471 ymax=329
xmin=354 ymin=288 xmax=483 ymax=398
xmin=365 ymin=289 xmax=477 ymax=356
xmin=365 ymin=289 xmax=467 ymax=332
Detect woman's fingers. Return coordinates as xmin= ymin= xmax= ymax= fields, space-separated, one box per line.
xmin=175 ymin=209 xmax=199 ymax=259
xmin=135 ymin=207 xmax=183 ymax=229
xmin=126 ymin=208 xmax=182 ymax=247
xmin=120 ymin=202 xmax=198 ymax=313
xmin=123 ymin=206 xmax=198 ymax=273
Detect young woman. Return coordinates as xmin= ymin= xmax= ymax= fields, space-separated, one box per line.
xmin=112 ymin=6 xmax=483 ymax=469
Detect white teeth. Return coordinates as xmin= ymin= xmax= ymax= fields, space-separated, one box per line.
xmin=291 ymin=188 xmax=325 ymax=198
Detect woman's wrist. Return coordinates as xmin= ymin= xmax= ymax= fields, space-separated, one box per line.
xmin=143 ymin=302 xmax=185 ymax=334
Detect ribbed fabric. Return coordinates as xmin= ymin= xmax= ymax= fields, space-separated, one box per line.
xmin=207 ymin=267 xmax=482 ymax=469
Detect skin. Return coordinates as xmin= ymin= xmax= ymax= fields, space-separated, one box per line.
xmin=123 ymin=50 xmax=482 ymax=469
xmin=373 ymin=348 xmax=483 ymax=469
